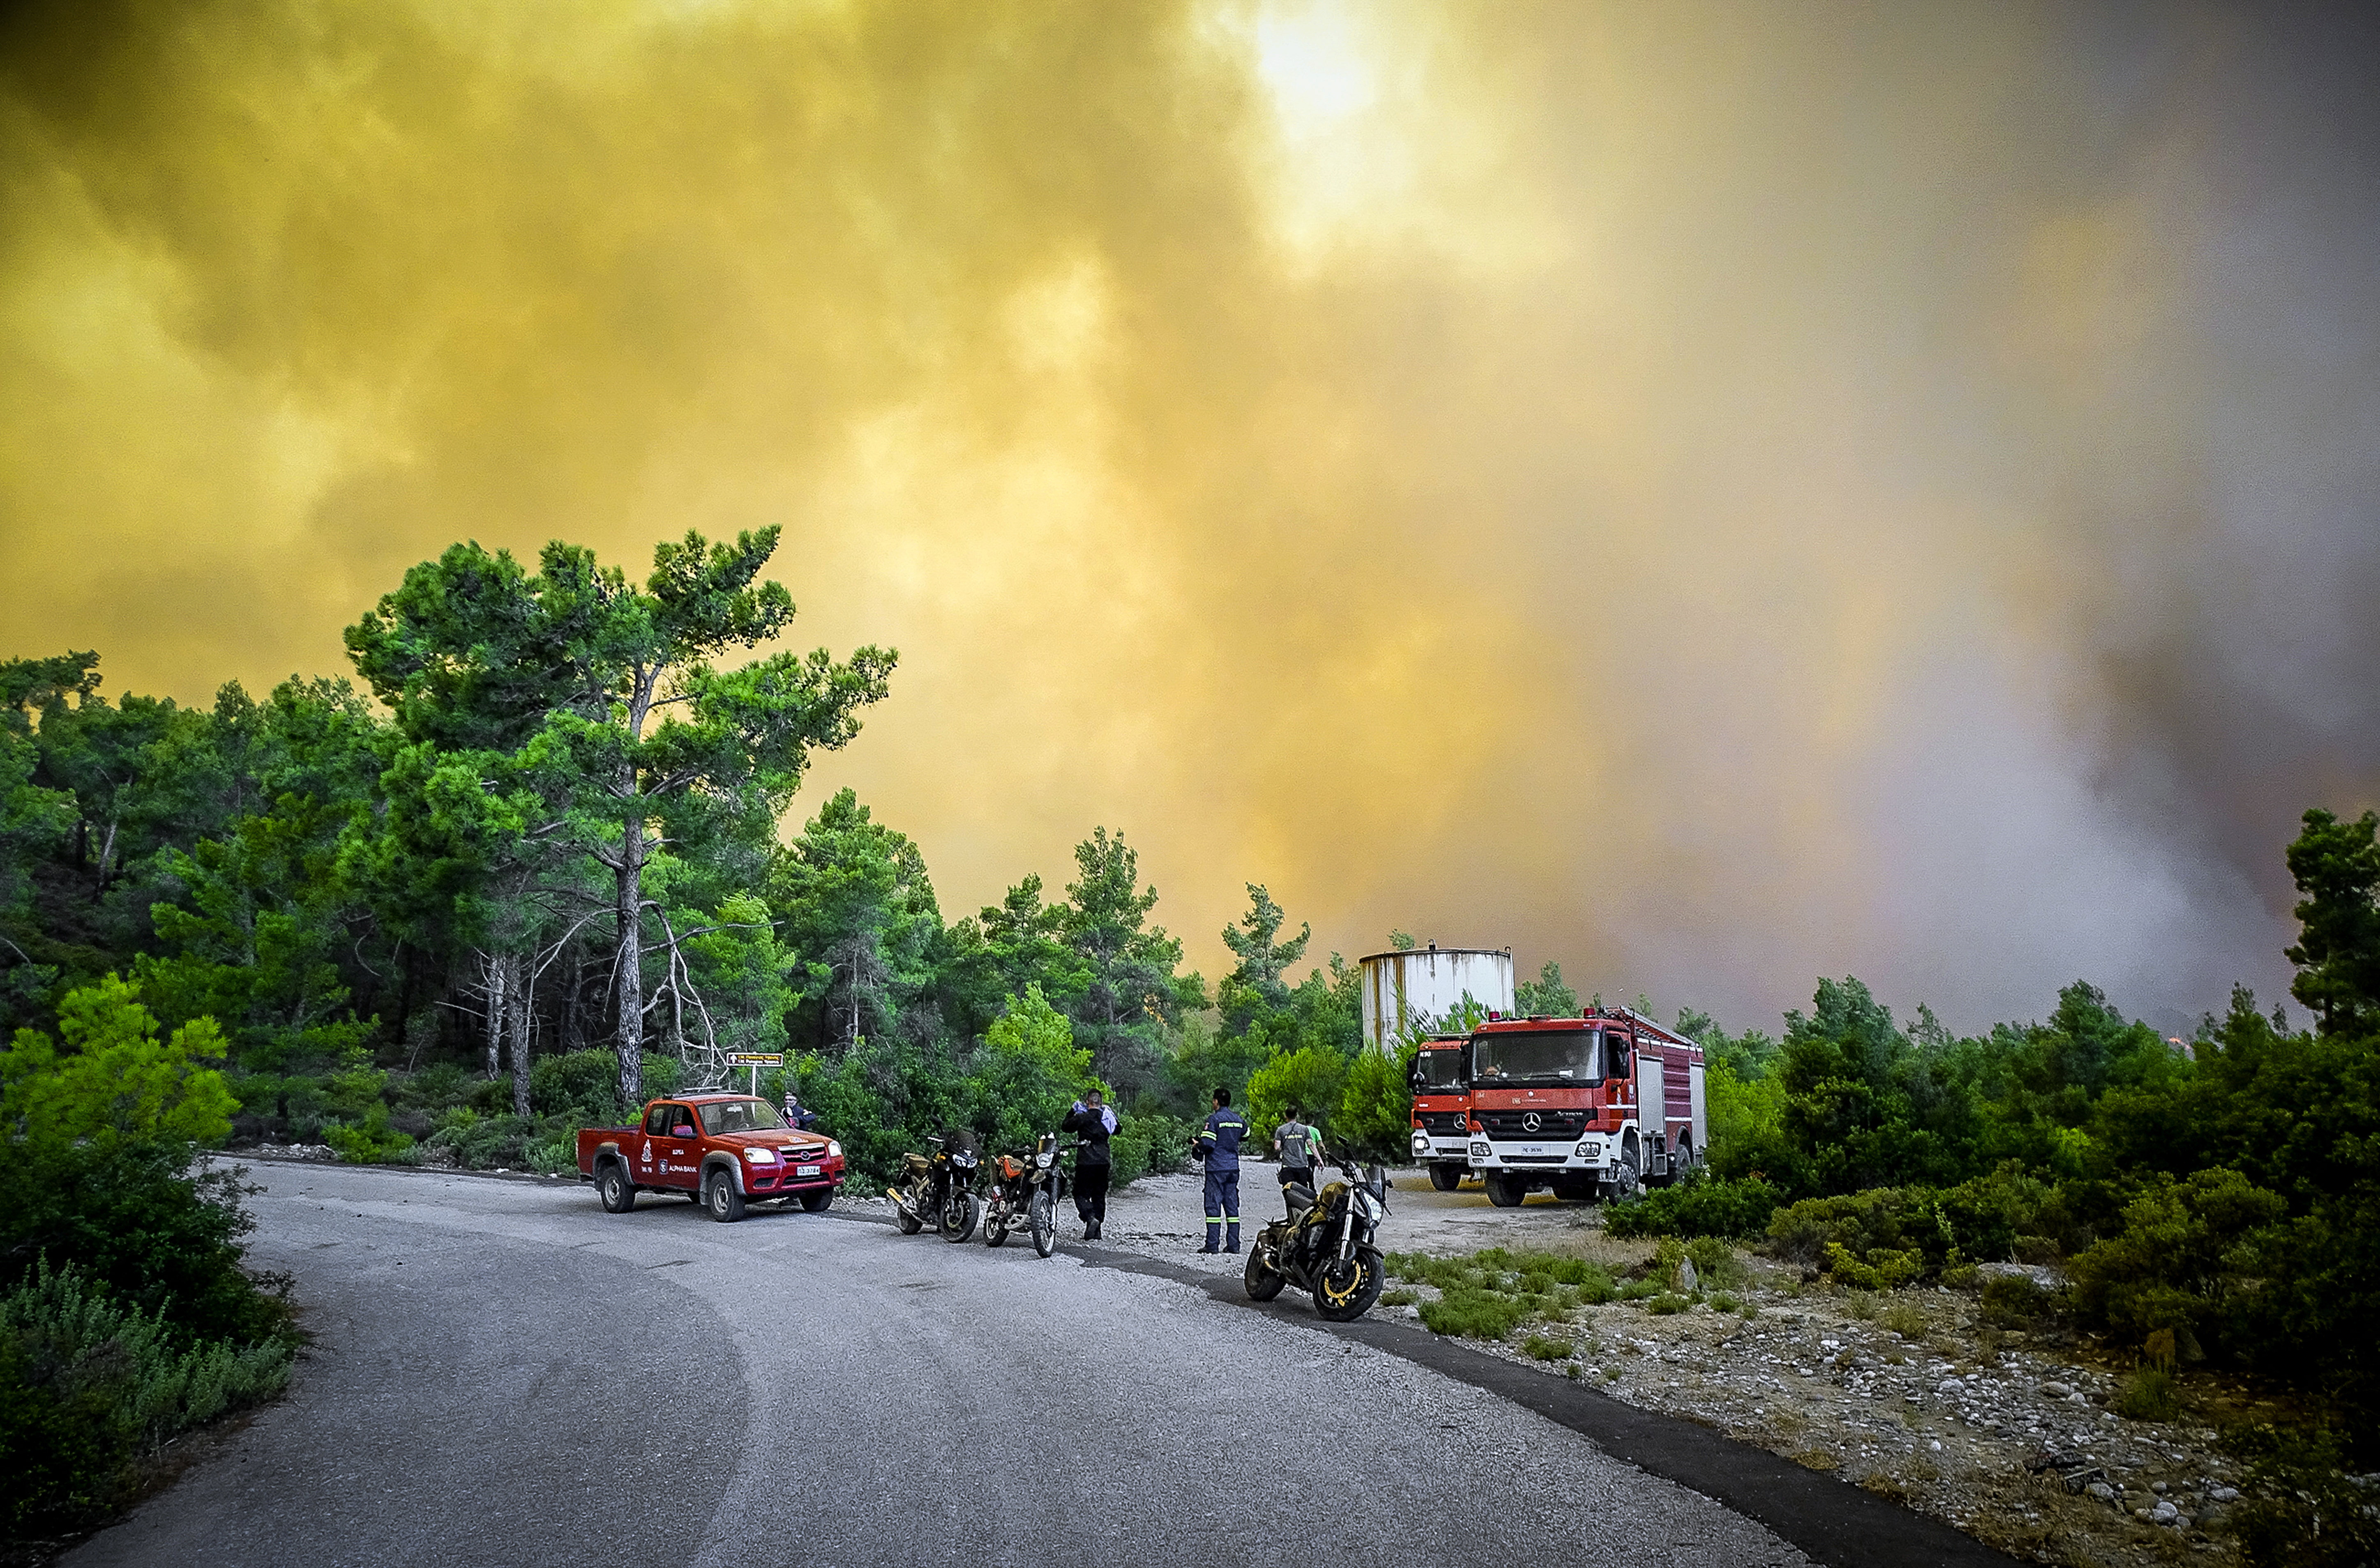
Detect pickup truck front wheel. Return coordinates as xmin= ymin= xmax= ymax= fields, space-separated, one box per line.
xmin=705 ymin=1170 xmax=747 ymax=1223
xmin=597 ymin=1163 xmax=636 ymax=1213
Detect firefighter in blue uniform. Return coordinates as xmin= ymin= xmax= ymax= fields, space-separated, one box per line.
xmin=1193 ymin=1087 xmax=1248 ymax=1253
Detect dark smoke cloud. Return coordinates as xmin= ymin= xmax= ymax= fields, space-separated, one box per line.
xmin=1 ymin=0 xmax=2372 ymax=1034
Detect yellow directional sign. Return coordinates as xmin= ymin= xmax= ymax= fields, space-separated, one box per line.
xmin=725 ymin=1052 xmax=784 ymax=1065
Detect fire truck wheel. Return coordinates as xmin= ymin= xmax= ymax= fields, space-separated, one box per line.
xmin=1428 ymin=1164 xmax=1463 ymax=1193
xmin=1485 ymin=1174 xmax=1527 ymax=1208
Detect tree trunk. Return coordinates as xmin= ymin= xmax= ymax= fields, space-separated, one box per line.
xmin=613 ymin=810 xmax=646 ymax=1107
xmin=507 ymin=951 xmax=533 ymax=1119
xmin=482 ymin=949 xmax=506 ymax=1080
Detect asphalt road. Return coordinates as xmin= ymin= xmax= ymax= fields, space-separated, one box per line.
xmin=68 ymin=1164 xmax=1827 ymax=1568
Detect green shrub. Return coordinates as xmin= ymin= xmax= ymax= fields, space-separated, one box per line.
xmin=1882 ymin=1301 xmax=1927 ymax=1337
xmin=1379 ymin=1288 xmax=1418 ymax=1307
xmin=1684 ymin=1236 xmax=1746 ymax=1288
xmin=528 ymin=1050 xmax=632 ymax=1122
xmin=1107 ymin=1111 xmax=1192 ymax=1188
xmin=1979 ymin=1273 xmax=2054 ymax=1326
xmin=0 ymin=1258 xmax=293 ymax=1534
xmin=1606 ymin=1173 xmax=1782 ymax=1240
xmin=1824 ymin=1241 xmax=1923 ymax=1290
xmin=1 ymin=1141 xmax=291 ymax=1347
xmin=1644 ymin=1292 xmax=1690 ymax=1315
xmin=2115 ymin=1366 xmax=2179 ymax=1421
xmin=1522 ymin=1334 xmax=1574 ymax=1360
xmin=2223 ymin=1423 xmax=2380 ymax=1568
xmin=1709 ymin=1291 xmax=1741 ymax=1313
xmin=1617 ymin=1278 xmax=1660 ymax=1302
xmin=424 ymin=1110 xmax=536 ymax=1169
xmin=0 ymin=1322 xmax=127 ymax=1535
xmin=1769 ymin=1189 xmax=1922 ymax=1265
xmin=1418 ymin=1287 xmax=1534 ymax=1340
xmin=2066 ymin=1167 xmax=2285 ymax=1353
xmin=323 ymin=1101 xmax=416 ymax=1165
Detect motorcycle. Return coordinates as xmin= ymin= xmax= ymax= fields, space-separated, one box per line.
xmin=890 ymin=1130 xmax=982 ymax=1242
xmin=1242 ymin=1158 xmax=1389 ymax=1322
xmin=980 ymin=1131 xmax=1066 ymax=1257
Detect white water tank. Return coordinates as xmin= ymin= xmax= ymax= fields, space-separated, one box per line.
xmin=1359 ymin=945 xmax=1515 ymax=1052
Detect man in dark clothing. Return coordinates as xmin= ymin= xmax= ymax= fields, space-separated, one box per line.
xmin=1273 ymin=1104 xmax=1324 ymax=1213
xmin=1192 ymin=1087 xmax=1248 ymax=1253
xmin=1061 ymin=1088 xmax=1116 ymax=1240
xmin=780 ymin=1091 xmax=820 ymax=1132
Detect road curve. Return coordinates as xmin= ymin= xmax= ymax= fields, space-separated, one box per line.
xmin=69 ymin=1162 xmax=1814 ymax=1568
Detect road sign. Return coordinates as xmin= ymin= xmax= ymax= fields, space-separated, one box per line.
xmin=725 ymin=1053 xmax=784 ymax=1065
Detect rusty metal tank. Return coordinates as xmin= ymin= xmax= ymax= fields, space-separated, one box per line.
xmin=1358 ymin=944 xmax=1515 ymax=1052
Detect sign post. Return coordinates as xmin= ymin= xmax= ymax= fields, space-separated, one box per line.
xmin=726 ymin=1052 xmax=785 ymax=1098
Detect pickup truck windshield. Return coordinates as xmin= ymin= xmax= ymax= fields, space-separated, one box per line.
xmin=1472 ymin=1029 xmax=1606 ymax=1085
xmin=1415 ymin=1050 xmax=1467 ymax=1089
xmin=697 ymin=1098 xmax=786 ymax=1134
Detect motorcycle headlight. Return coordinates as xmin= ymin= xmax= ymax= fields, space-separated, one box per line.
xmin=1355 ymin=1190 xmax=1383 ymax=1222
xmin=1035 ymin=1150 xmax=1054 ymax=1168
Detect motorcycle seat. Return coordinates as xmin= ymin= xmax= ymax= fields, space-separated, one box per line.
xmin=1284 ymin=1184 xmax=1317 ymax=1217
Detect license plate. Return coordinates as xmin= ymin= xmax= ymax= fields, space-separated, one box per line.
xmin=1520 ymin=1146 xmax=1547 ymax=1156
xmin=797 ymin=1164 xmax=820 ymax=1177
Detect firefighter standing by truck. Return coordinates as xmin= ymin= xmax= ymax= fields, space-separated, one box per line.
xmin=1193 ymin=1087 xmax=1248 ymax=1253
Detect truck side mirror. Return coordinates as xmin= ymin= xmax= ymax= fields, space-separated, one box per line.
xmin=671 ymin=1124 xmax=694 ymax=1139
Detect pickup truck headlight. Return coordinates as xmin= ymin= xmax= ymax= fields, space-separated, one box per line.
xmin=826 ymin=1140 xmax=842 ymax=1158
xmin=743 ymin=1147 xmax=778 ymax=1163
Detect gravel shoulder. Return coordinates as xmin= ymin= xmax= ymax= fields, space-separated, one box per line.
xmin=1093 ymin=1164 xmax=2252 ymax=1568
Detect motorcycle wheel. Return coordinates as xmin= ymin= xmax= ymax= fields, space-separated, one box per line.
xmin=1029 ymin=1190 xmax=1056 ymax=1257
xmin=1313 ymin=1247 xmax=1383 ymax=1322
xmin=1428 ymin=1163 xmax=1462 ymax=1193
xmin=1243 ymin=1244 xmax=1286 ymax=1303
xmin=939 ymin=1190 xmax=980 ymax=1243
xmin=894 ymin=1183 xmax=925 ymax=1234
xmin=985 ymin=1205 xmax=1009 ymax=1248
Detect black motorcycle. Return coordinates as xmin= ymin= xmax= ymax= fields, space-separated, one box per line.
xmin=891 ymin=1130 xmax=982 ymax=1242
xmin=1243 ymin=1158 xmax=1389 ymax=1321
xmin=981 ymin=1131 xmax=1065 ymax=1257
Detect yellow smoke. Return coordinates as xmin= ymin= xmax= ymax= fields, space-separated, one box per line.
xmin=3 ymin=0 xmax=2373 ymax=1027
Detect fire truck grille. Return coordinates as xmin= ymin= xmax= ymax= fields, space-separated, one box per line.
xmin=1414 ymin=1112 xmax=1467 ymax=1135
xmin=1477 ymin=1110 xmax=1590 ymax=1140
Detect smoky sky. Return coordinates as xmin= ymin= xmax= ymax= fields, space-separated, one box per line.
xmin=2 ymin=0 xmax=2374 ymax=1036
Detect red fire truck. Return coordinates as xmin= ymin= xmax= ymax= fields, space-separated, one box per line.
xmin=1464 ymin=1006 xmax=1706 ymax=1208
xmin=1406 ymin=1034 xmax=1473 ymax=1191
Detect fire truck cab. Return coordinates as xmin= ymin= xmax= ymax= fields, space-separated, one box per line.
xmin=1464 ymin=1008 xmax=1706 ymax=1208
xmin=1406 ymin=1034 xmax=1473 ymax=1191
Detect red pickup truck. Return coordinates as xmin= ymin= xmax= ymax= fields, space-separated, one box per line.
xmin=577 ymin=1093 xmax=845 ymax=1223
